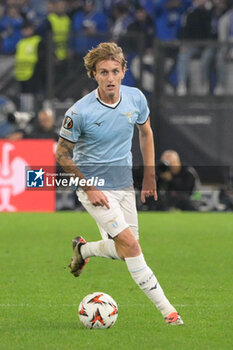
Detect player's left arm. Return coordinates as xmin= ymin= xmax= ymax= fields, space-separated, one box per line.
xmin=137 ymin=117 xmax=157 ymax=203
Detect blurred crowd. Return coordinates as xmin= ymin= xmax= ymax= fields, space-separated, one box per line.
xmin=0 ymin=0 xmax=233 ymax=96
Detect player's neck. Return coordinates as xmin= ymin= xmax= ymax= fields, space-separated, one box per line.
xmin=97 ymin=88 xmax=120 ymax=105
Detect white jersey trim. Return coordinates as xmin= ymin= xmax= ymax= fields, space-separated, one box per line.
xmin=95 ymin=89 xmax=121 ymax=108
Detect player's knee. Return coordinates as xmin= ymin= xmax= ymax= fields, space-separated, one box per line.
xmin=126 ymin=239 xmax=141 ymax=257
xmin=114 ymin=231 xmax=141 ymax=258
xmin=130 ymin=226 xmax=139 ymax=240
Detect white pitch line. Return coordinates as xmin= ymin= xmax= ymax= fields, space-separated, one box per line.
xmin=0 ymin=303 xmax=190 ymax=308
xmin=0 ymin=303 xmax=80 ymax=307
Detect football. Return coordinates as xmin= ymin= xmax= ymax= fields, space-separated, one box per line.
xmin=78 ymin=292 xmax=118 ymax=329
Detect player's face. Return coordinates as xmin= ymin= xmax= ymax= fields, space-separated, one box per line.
xmin=93 ymin=59 xmax=125 ymax=103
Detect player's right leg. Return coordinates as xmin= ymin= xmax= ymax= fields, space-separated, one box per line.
xmin=69 ymin=236 xmax=89 ymax=277
xmin=69 ymin=189 xmax=126 ymax=276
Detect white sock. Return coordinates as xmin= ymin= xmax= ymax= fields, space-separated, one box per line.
xmin=81 ymin=240 xmax=122 ymax=260
xmin=125 ymin=254 xmax=176 ymax=317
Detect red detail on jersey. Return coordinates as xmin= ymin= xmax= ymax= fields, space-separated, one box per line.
xmin=91 ymin=308 xmax=105 ymax=326
xmin=88 ymin=294 xmax=106 ymax=305
xmin=108 ymin=303 xmax=118 ymax=317
xmin=78 ymin=304 xmax=88 ymax=317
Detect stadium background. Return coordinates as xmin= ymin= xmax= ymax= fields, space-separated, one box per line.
xmin=0 ymin=2 xmax=233 ymax=350
xmin=0 ymin=0 xmax=232 ymax=211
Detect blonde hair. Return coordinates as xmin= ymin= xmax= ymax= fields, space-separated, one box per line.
xmin=84 ymin=42 xmax=127 ymax=78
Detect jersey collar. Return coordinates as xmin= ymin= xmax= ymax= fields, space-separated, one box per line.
xmin=95 ymin=88 xmax=122 ymax=109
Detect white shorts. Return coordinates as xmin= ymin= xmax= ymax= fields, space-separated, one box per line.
xmin=76 ymin=187 xmax=139 ymax=240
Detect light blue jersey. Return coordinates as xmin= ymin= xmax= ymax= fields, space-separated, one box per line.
xmin=60 ymin=85 xmax=150 ymax=189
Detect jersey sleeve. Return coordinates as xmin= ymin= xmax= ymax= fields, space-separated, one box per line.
xmin=59 ymin=106 xmax=83 ymax=143
xmin=136 ymin=90 xmax=150 ymax=125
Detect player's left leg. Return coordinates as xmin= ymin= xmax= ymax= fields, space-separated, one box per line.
xmin=116 ymin=191 xmax=183 ymax=324
xmin=113 ymin=228 xmax=181 ymax=321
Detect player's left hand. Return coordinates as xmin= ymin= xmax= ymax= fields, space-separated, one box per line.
xmin=141 ymin=189 xmax=158 ymax=203
xmin=141 ymin=176 xmax=157 ymax=203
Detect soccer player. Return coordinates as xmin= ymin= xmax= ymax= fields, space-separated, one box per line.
xmin=56 ymin=42 xmax=183 ymax=325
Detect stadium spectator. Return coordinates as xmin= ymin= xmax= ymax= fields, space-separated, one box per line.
xmin=4 ymin=0 xmax=18 ymax=7
xmin=46 ymin=0 xmax=71 ymax=62
xmin=14 ymin=21 xmax=46 ymax=110
xmin=0 ymin=4 xmax=23 ymax=54
xmin=56 ymin=42 xmax=184 ymax=325
xmin=0 ymin=95 xmax=16 ymax=138
xmin=0 ymin=3 xmax=4 ymax=18
xmin=205 ymin=0 xmax=228 ymax=95
xmin=29 ymin=0 xmax=47 ymax=16
xmin=219 ymin=188 xmax=233 ymax=211
xmin=46 ymin=0 xmax=56 ymax=16
xmin=210 ymin=0 xmax=228 ymax=41
xmin=154 ymin=0 xmax=191 ymax=41
xmin=214 ymin=0 xmax=233 ymax=95
xmin=8 ymin=108 xmax=58 ymax=140
xmin=176 ymin=0 xmax=214 ymax=96
xmin=110 ymin=1 xmax=133 ymax=42
xmin=136 ymin=0 xmax=156 ymax=14
xmin=71 ymin=0 xmax=108 ymax=55
xmin=37 ymin=0 xmax=71 ymax=90
xmin=153 ymin=0 xmax=191 ymax=93
xmin=125 ymin=4 xmax=154 ymax=50
xmin=100 ymin=0 xmax=130 ymax=17
xmin=67 ymin=0 xmax=84 ymax=19
xmin=18 ymin=0 xmax=40 ymax=25
xmin=26 ymin=108 xmax=58 ymax=139
xmin=177 ymin=0 xmax=227 ymax=96
xmin=150 ymin=150 xmax=200 ymax=210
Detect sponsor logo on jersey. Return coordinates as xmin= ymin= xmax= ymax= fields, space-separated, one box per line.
xmin=94 ymin=121 xmax=104 ymax=127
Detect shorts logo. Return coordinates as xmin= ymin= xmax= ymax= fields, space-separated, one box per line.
xmin=63 ymin=116 xmax=73 ymax=129
xmin=112 ymin=221 xmax=118 ymax=228
xmin=26 ymin=168 xmax=45 ymax=187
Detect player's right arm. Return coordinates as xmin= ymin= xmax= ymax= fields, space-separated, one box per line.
xmin=56 ymin=137 xmax=110 ymax=209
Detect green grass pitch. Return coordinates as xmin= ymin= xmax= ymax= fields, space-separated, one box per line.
xmin=0 ymin=212 xmax=232 ymax=350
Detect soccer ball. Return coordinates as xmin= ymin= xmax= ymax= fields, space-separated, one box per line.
xmin=78 ymin=292 xmax=118 ymax=329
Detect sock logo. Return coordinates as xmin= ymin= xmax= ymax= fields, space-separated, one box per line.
xmin=139 ymin=273 xmax=154 ymax=287
xmin=149 ymin=282 xmax=158 ymax=291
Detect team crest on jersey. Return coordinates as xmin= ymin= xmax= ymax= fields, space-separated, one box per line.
xmin=63 ymin=116 xmax=73 ymax=129
xmin=123 ymin=110 xmax=135 ymax=123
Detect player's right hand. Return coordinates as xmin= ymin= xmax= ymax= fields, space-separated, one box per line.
xmin=86 ymin=188 xmax=110 ymax=209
